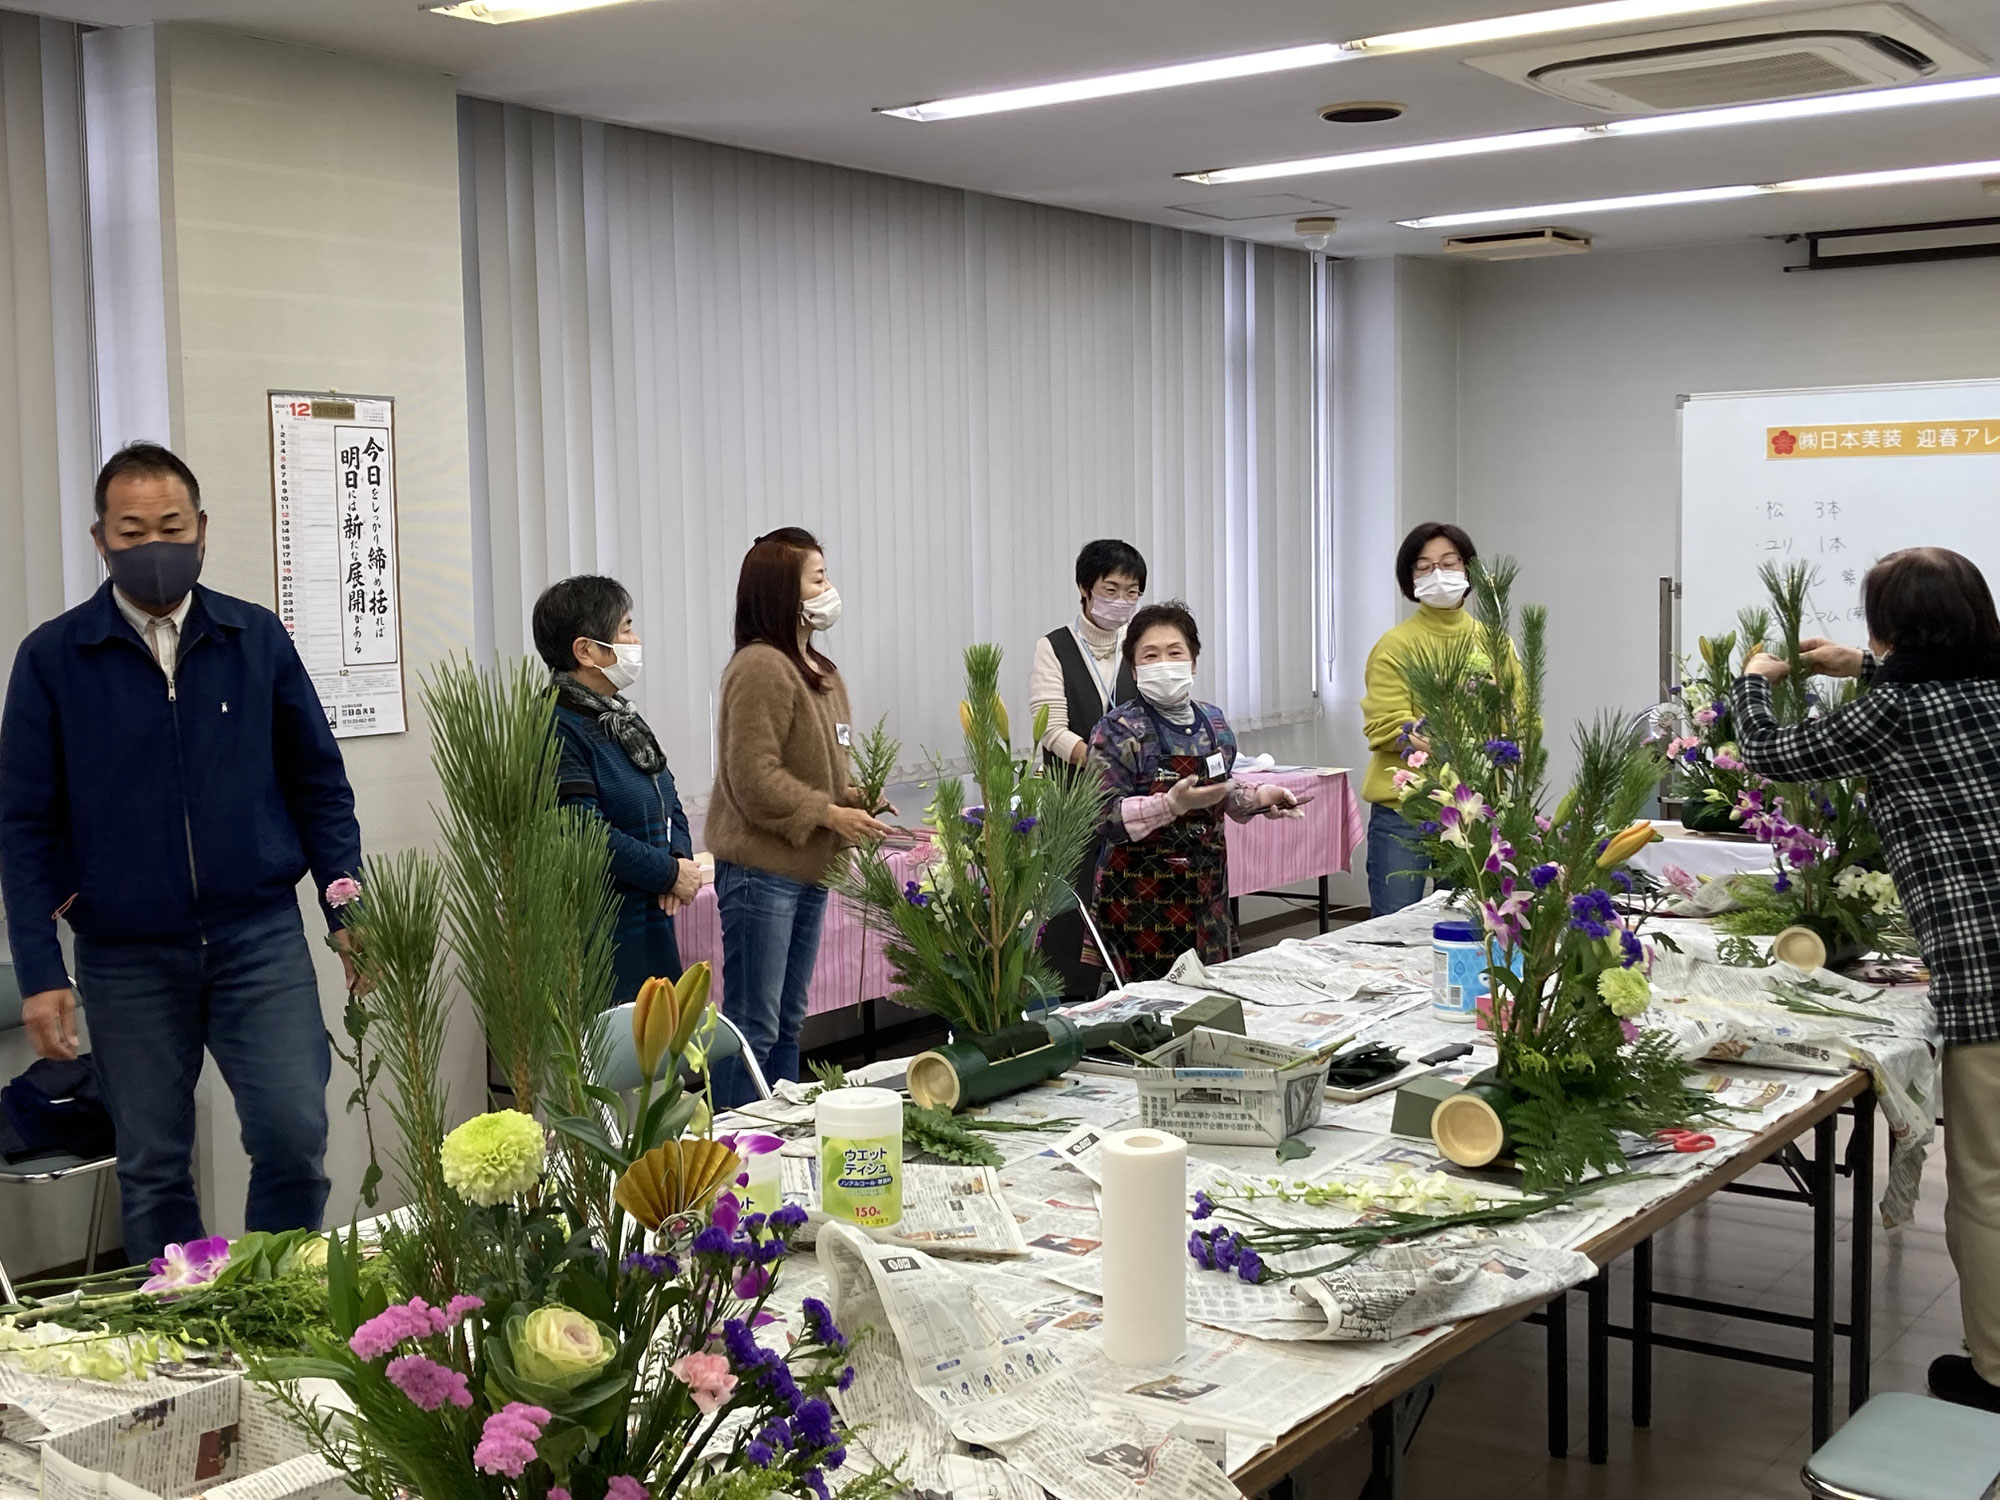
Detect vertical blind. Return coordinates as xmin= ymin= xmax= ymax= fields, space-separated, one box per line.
xmin=0 ymin=11 xmax=94 ymax=677
xmin=460 ymin=100 xmax=1318 ymax=793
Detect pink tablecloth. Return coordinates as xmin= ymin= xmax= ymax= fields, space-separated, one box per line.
xmin=674 ymin=841 xmax=936 ymax=1020
xmin=1225 ymin=769 xmax=1366 ymax=898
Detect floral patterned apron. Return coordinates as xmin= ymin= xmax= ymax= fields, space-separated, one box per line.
xmin=1094 ymin=704 xmax=1233 ymax=983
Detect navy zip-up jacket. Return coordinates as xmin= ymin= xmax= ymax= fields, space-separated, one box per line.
xmin=0 ymin=582 xmax=362 ymax=997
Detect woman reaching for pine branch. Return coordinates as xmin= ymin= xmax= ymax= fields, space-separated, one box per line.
xmin=1736 ymin=545 xmax=2000 ymax=1414
xmin=1086 ymin=602 xmax=1301 ymax=983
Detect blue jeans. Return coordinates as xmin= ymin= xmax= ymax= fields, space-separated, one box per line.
xmin=74 ymin=902 xmax=332 ymax=1265
xmin=1367 ymin=802 xmax=1434 ymax=918
xmin=711 ymin=862 xmax=828 ymax=1108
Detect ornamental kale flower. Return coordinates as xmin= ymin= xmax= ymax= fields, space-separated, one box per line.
xmin=439 ymin=1110 xmax=546 ymax=1205
xmin=1483 ymin=738 xmax=1522 ymax=767
xmin=802 ymin=1297 xmax=847 ymax=1350
xmin=1569 ymin=889 xmax=1617 ymax=939
xmin=473 ymin=1403 xmax=550 ymax=1478
xmin=1529 ymin=862 xmax=1561 ymax=890
xmin=1192 ymin=1192 xmax=1215 ymax=1221
xmin=903 ymin=880 xmax=930 ymax=908
xmin=385 ymin=1354 xmax=473 ymax=1411
xmin=509 ymin=1306 xmax=615 ymax=1392
xmin=1236 ymin=1248 xmax=1264 ymax=1283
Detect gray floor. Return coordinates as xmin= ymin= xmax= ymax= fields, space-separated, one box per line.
xmin=1240 ymin=901 xmax=1962 ymax=1500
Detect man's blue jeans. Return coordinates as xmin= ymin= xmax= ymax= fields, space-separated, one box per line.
xmin=74 ymin=902 xmax=332 ymax=1265
xmin=1367 ymin=802 xmax=1434 ymax=918
xmin=711 ymin=861 xmax=828 ymax=1108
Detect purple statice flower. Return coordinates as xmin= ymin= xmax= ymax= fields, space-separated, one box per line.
xmin=473 ymin=1403 xmax=550 ymax=1478
xmin=1619 ymin=926 xmax=1645 ymax=969
xmin=1608 ymin=870 xmax=1633 ymax=893
xmin=825 ymin=1445 xmax=849 ymax=1471
xmin=795 ymin=1397 xmax=837 ymax=1449
xmin=838 ymin=1365 xmax=856 ymax=1392
xmin=722 ymin=1318 xmax=763 ymax=1371
xmin=903 ymin=880 xmax=930 ymax=908
xmin=349 ymin=1295 xmax=483 ymax=1361
xmin=1569 ymin=889 xmax=1617 ymax=939
xmin=621 ymin=1251 xmax=680 ymax=1279
xmin=802 ymin=1297 xmax=847 ymax=1350
xmin=1192 ymin=1191 xmax=1215 ymax=1221
xmin=386 ymin=1354 xmax=473 ymax=1411
xmin=771 ymin=1202 xmax=809 ymax=1234
xmin=1236 ymin=1248 xmax=1264 ymax=1283
xmin=1013 ymin=815 xmax=1038 ymax=834
xmin=1483 ymin=738 xmax=1522 ymax=768
xmin=805 ymin=1470 xmax=831 ymax=1500
xmin=744 ymin=1441 xmax=775 ymax=1469
xmin=692 ymin=1225 xmax=734 ymax=1257
xmin=1211 ymin=1232 xmax=1241 ymax=1272
xmin=1530 ymin=862 xmax=1561 ymax=890
xmin=1188 ymin=1230 xmax=1214 ymax=1269
xmin=1774 ymin=873 xmax=1793 ymax=893
xmin=1419 ymin=820 xmax=1441 ymax=835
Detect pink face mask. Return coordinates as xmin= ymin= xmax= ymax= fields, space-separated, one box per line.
xmin=1089 ymin=596 xmax=1139 ymax=628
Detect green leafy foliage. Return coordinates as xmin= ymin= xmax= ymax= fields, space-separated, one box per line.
xmin=903 ymin=1105 xmax=1005 ymax=1167
xmin=831 ymin=643 xmax=1108 ymax=1035
xmin=848 ymin=713 xmax=902 ymax=813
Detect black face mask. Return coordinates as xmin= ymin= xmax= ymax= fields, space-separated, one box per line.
xmin=102 ymin=538 xmax=203 ymax=612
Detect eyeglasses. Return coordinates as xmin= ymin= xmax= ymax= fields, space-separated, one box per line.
xmin=1411 ymin=553 xmax=1464 ymax=576
xmin=1092 ymin=583 xmax=1145 ymax=602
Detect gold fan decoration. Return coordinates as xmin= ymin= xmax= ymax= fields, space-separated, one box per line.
xmin=613 ymin=1139 xmax=742 ymax=1231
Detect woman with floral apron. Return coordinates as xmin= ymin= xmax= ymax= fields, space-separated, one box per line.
xmin=1086 ymin=602 xmax=1303 ymax=982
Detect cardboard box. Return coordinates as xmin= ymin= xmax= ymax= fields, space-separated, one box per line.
xmin=1134 ymin=1028 xmax=1329 ymax=1147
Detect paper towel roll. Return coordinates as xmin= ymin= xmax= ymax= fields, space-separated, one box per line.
xmin=1099 ymin=1127 xmax=1188 ymax=1367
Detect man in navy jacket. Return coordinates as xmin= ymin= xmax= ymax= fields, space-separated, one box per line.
xmin=0 ymin=443 xmax=362 ymax=1265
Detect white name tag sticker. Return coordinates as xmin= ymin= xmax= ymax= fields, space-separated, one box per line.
xmin=1206 ymin=751 xmax=1228 ymax=780
xmin=836 ymin=722 xmax=853 ymax=747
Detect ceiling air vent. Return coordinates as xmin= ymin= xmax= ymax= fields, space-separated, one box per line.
xmin=1468 ymin=4 xmax=1984 ymax=113
xmin=1440 ymin=227 xmax=1592 ymax=261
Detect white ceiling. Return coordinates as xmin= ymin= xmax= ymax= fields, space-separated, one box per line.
xmin=42 ymin=0 xmax=2000 ymax=256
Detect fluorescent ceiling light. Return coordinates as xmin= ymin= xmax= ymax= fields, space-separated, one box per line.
xmin=425 ymin=0 xmax=649 ymax=22
xmin=880 ymin=0 xmax=1798 ymax=122
xmin=1398 ymin=157 xmax=2000 ymax=228
xmin=1185 ymin=74 xmax=2000 ymax=186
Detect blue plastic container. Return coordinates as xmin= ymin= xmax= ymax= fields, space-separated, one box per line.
xmin=1432 ymin=920 xmax=1487 ymax=1023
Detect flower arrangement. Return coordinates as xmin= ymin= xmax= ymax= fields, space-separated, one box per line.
xmin=1392 ymin=558 xmax=1709 ymax=1189
xmin=1661 ymin=622 xmax=1763 ymax=834
xmin=832 ymin=643 xmax=1105 ymax=1038
xmin=1708 ymin=564 xmax=1906 ymax=960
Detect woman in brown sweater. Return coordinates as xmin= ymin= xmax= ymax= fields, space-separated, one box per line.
xmin=705 ymin=528 xmax=891 ymax=1105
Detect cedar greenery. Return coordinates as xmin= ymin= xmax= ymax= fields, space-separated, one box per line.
xmin=848 ymin=713 xmax=902 ymax=814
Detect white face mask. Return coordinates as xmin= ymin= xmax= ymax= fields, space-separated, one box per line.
xmin=1414 ymin=568 xmax=1469 ymax=607
xmin=591 ymin=640 xmax=642 ymax=692
xmin=1135 ymin=660 xmax=1194 ymax=712
xmin=801 ymin=586 xmax=843 ymax=632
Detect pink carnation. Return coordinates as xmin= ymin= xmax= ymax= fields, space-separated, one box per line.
xmin=1390 ymin=768 xmax=1417 ymax=792
xmin=670 ymin=1351 xmax=738 ymax=1415
xmin=325 ymin=877 xmax=363 ymax=907
xmin=1405 ymin=749 xmax=1429 ymax=769
xmin=473 ymin=1403 xmax=550 ymax=1478
xmin=606 ymin=1479 xmax=649 ymax=1500
xmin=1692 ymin=704 xmax=1720 ymax=727
xmin=385 ymin=1355 xmax=472 ymax=1411
xmin=1661 ymin=865 xmax=1698 ymax=899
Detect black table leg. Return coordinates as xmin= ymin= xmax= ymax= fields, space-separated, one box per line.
xmin=1813 ymin=1111 xmax=1837 ymax=1449
xmin=1318 ymin=874 xmax=1330 ymax=934
xmin=1546 ymin=1291 xmax=1569 ymax=1457
xmin=862 ymin=998 xmax=878 ymax=1064
xmin=1588 ymin=1269 xmax=1610 ymax=1464
xmin=1849 ymin=1092 xmax=1876 ymax=1413
xmin=1632 ymin=1236 xmax=1653 ymax=1429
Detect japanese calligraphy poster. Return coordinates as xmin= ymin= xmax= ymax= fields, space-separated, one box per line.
xmin=269 ymin=392 xmax=406 ymax=738
xmin=1679 ymin=378 xmax=2000 ymax=655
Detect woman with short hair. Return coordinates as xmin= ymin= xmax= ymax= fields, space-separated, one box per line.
xmin=1087 ymin=601 xmax=1300 ymax=982
xmin=705 ymin=528 xmax=892 ymax=1105
xmin=1735 ymin=546 xmax=2000 ymax=1412
xmin=1360 ymin=522 xmax=1481 ymax=916
xmin=533 ymin=574 xmax=698 ymax=1006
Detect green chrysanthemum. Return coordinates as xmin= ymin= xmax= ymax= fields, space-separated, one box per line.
xmin=1597 ymin=967 xmax=1653 ymax=1020
xmin=439 ymin=1109 xmax=546 ymax=1205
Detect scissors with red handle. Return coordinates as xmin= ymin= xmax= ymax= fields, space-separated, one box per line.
xmin=1654 ymin=1128 xmax=1716 ymax=1153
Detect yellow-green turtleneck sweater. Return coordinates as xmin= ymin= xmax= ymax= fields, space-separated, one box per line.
xmin=1360 ymin=604 xmax=1483 ymax=805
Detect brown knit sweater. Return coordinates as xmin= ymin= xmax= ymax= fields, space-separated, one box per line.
xmin=704 ymin=643 xmax=861 ymax=884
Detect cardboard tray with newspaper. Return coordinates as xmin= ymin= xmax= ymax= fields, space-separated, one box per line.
xmin=1132 ymin=1028 xmax=1330 ymax=1147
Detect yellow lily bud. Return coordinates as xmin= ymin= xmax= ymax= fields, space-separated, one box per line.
xmin=632 ymin=976 xmax=673 ymax=1081
xmin=1697 ymin=635 xmax=1717 ymax=668
xmin=959 ymin=700 xmax=973 ymax=737
xmin=1551 ymin=789 xmax=1577 ymax=829
xmin=1031 ymin=703 xmax=1050 ymax=749
xmin=1596 ymin=820 xmax=1657 ymax=868
xmin=667 ymin=962 xmax=713 ymax=1061
xmin=994 ymin=697 xmax=1010 ymax=742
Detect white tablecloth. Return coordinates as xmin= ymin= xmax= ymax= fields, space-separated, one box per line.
xmin=1629 ymin=820 xmax=1774 ymax=883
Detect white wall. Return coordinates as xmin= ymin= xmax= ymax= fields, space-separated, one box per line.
xmin=1454 ymin=238 xmax=2000 ymax=771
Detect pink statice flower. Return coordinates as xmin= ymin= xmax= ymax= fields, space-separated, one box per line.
xmin=143 ymin=1236 xmax=231 ymax=1295
xmin=385 ymin=1355 xmax=472 ymax=1411
xmin=349 ymin=1294 xmax=485 ymax=1360
xmin=606 ymin=1478 xmax=649 ymax=1500
xmin=473 ymin=1403 xmax=550 ymax=1477
xmin=671 ymin=1351 xmax=739 ymax=1415
xmin=325 ymin=877 xmax=363 ymax=907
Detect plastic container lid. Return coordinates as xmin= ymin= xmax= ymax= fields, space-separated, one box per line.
xmin=815 ymin=1086 xmax=902 ymax=1137
xmin=1432 ymin=920 xmax=1480 ymax=943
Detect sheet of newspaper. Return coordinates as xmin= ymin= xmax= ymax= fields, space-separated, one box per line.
xmin=819 ymin=1225 xmax=1240 ymax=1500
xmin=777 ymin=1156 xmax=1031 ymax=1256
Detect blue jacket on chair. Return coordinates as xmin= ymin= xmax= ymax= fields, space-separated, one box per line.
xmin=0 ymin=582 xmax=362 ymax=997
xmin=554 ymin=702 xmax=692 ymax=1004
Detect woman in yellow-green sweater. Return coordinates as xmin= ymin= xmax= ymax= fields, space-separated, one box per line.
xmin=1361 ymin=522 xmax=1483 ymax=916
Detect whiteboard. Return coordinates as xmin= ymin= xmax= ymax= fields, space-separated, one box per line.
xmin=269 ymin=391 xmax=407 ymax=738
xmin=1679 ymin=378 xmax=2000 ymax=655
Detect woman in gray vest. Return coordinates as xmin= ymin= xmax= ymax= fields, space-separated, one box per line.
xmin=1029 ymin=538 xmax=1145 ymax=998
